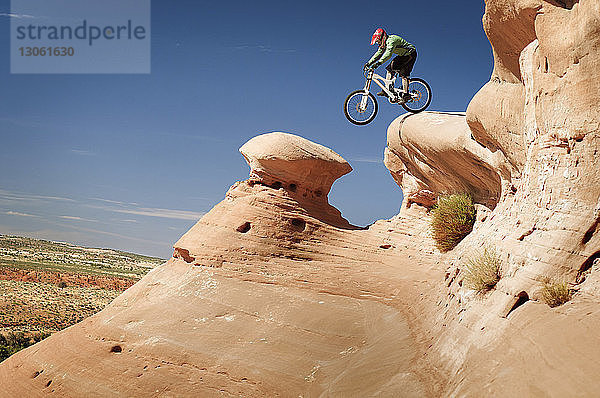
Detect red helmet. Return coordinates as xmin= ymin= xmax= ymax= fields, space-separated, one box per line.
xmin=371 ymin=28 xmax=386 ymax=45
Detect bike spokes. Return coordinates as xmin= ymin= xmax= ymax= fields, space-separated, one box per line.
xmin=349 ymin=93 xmax=372 ymax=118
xmin=402 ymin=78 xmax=432 ymax=113
xmin=344 ymin=90 xmax=378 ymax=125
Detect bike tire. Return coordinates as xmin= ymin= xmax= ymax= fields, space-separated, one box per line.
xmin=401 ymin=78 xmax=432 ymax=114
xmin=343 ymin=90 xmax=378 ymax=125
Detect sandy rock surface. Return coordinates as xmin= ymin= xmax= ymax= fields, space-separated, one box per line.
xmin=383 ymin=0 xmax=600 ymax=395
xmin=2 ymin=1 xmax=600 ymax=396
xmin=0 ymin=135 xmax=444 ymax=397
xmin=384 ymin=112 xmax=506 ymax=208
xmin=239 ymin=132 xmax=352 ymax=197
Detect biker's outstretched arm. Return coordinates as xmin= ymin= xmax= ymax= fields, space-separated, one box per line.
xmin=366 ymin=47 xmax=383 ymax=67
xmin=374 ymin=46 xmax=394 ymax=67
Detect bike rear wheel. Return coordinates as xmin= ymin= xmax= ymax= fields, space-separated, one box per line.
xmin=401 ymin=78 xmax=432 ymax=113
xmin=343 ymin=90 xmax=378 ymax=125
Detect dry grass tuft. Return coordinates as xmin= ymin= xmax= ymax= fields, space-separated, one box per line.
xmin=430 ymin=193 xmax=476 ymax=252
xmin=541 ymin=280 xmax=572 ymax=307
xmin=463 ymin=247 xmax=501 ymax=293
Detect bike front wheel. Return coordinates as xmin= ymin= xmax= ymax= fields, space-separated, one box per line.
xmin=343 ymin=90 xmax=378 ymax=125
xmin=401 ymin=78 xmax=432 ymax=113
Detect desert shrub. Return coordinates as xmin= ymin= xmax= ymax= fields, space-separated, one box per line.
xmin=0 ymin=331 xmax=50 ymax=362
xmin=57 ymin=280 xmax=67 ymax=288
xmin=463 ymin=247 xmax=502 ymax=293
xmin=431 ymin=193 xmax=476 ymax=252
xmin=541 ymin=280 xmax=572 ymax=307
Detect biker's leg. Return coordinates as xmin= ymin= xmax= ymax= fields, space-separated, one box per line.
xmin=387 ymin=58 xmax=401 ymax=87
xmin=384 ymin=63 xmax=396 ymax=89
xmin=403 ymin=50 xmax=417 ymax=94
xmin=377 ymin=63 xmax=395 ymax=97
xmin=402 ymin=76 xmax=409 ymax=93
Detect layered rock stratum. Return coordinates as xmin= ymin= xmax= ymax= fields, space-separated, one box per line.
xmin=1 ymin=1 xmax=599 ymax=396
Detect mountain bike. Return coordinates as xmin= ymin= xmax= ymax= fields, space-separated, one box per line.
xmin=343 ymin=67 xmax=432 ymax=125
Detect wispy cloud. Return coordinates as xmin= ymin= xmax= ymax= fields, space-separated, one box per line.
xmin=58 ymin=215 xmax=97 ymax=222
xmin=0 ymin=12 xmax=37 ymax=19
xmin=231 ymin=44 xmax=296 ymax=53
xmin=119 ymin=219 xmax=138 ymax=223
xmin=348 ymin=157 xmax=382 ymax=164
xmin=0 ymin=189 xmax=203 ymax=223
xmin=0 ymin=189 xmax=75 ymax=203
xmin=89 ymin=197 xmax=140 ymax=206
xmin=51 ymin=222 xmax=166 ymax=247
xmin=70 ymin=149 xmax=95 ymax=156
xmin=111 ymin=207 xmax=203 ymax=221
xmin=4 ymin=211 xmax=39 ymax=217
xmin=88 ymin=197 xmax=203 ymax=220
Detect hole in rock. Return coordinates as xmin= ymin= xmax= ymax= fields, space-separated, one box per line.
xmin=289 ymin=183 xmax=297 ymax=192
xmin=290 ymin=218 xmax=306 ymax=231
xmin=582 ymin=217 xmax=600 ymax=245
xmin=314 ymin=190 xmax=323 ymax=198
xmin=544 ymin=57 xmax=549 ymax=72
xmin=506 ymin=291 xmax=529 ymax=318
xmin=577 ymin=250 xmax=600 ymax=283
xmin=271 ymin=181 xmax=282 ymax=189
xmin=32 ymin=371 xmax=40 ymax=378
xmin=518 ymin=227 xmax=535 ymax=241
xmin=380 ymin=244 xmax=392 ymax=249
xmin=110 ymin=345 xmax=122 ymax=353
xmin=546 ymin=0 xmax=577 ymax=9
xmin=236 ymin=222 xmax=251 ymax=233
xmin=46 ymin=380 xmax=52 ymax=387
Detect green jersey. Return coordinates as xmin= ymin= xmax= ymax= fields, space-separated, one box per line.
xmin=367 ymin=34 xmax=415 ymax=67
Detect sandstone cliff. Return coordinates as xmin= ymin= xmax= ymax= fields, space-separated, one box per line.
xmin=385 ymin=0 xmax=600 ymax=395
xmin=1 ymin=1 xmax=599 ymax=396
xmin=0 ymin=133 xmax=445 ymax=397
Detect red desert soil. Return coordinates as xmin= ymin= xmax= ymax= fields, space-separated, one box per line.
xmin=0 ymin=267 xmax=135 ymax=291
xmin=2 ymin=1 xmax=600 ymax=396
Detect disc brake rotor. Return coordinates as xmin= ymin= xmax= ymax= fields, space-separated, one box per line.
xmin=413 ymin=90 xmax=422 ymax=102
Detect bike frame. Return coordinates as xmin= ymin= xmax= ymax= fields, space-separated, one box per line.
xmin=359 ymin=70 xmax=402 ymax=110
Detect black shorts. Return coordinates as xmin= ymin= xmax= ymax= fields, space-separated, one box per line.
xmin=386 ymin=49 xmax=417 ymax=76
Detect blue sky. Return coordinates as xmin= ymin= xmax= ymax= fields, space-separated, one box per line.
xmin=0 ymin=1 xmax=492 ymax=258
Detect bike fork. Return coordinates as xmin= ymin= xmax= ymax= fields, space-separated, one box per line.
xmin=360 ymin=77 xmax=372 ymax=111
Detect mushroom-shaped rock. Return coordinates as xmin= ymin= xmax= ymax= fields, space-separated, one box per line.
xmin=240 ymin=132 xmax=352 ymax=197
xmin=384 ymin=112 xmax=507 ymax=208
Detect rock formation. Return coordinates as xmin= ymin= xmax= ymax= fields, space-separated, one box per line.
xmin=384 ymin=112 xmax=507 ymax=209
xmin=0 ymin=133 xmax=445 ymax=397
xmin=1 ymin=1 xmax=599 ymax=396
xmin=385 ymin=0 xmax=600 ymax=395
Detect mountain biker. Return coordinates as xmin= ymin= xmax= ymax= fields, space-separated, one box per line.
xmin=364 ymin=28 xmax=417 ymax=100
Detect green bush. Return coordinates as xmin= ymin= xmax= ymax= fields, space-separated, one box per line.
xmin=541 ymin=280 xmax=572 ymax=307
xmin=0 ymin=331 xmax=50 ymax=362
xmin=431 ymin=193 xmax=476 ymax=252
xmin=463 ymin=247 xmax=502 ymax=293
